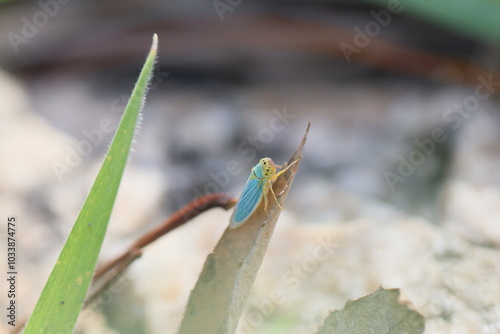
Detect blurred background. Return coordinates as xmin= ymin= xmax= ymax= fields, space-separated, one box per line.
xmin=1 ymin=1 xmax=500 ymax=333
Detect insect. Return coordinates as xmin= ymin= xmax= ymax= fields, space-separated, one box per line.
xmin=229 ymin=156 xmax=301 ymax=229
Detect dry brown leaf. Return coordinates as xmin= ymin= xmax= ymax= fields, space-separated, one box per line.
xmin=177 ymin=122 xmax=310 ymax=334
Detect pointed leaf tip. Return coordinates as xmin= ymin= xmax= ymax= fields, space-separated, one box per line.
xmin=151 ymin=34 xmax=158 ymax=54
xmin=23 ymin=34 xmax=159 ymax=334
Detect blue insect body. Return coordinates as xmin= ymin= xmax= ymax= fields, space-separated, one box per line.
xmin=229 ymin=157 xmax=300 ymax=229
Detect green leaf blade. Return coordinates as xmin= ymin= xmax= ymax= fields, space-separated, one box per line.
xmin=316 ymin=287 xmax=425 ymax=334
xmin=23 ymin=34 xmax=158 ymax=333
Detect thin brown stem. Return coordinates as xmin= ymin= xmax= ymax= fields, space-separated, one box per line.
xmin=93 ymin=193 xmax=236 ymax=281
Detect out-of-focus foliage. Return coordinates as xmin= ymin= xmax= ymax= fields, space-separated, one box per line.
xmin=316 ymin=287 xmax=424 ymax=334
xmin=366 ymin=0 xmax=500 ymax=44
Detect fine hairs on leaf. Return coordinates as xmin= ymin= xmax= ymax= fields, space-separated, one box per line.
xmin=22 ymin=34 xmax=158 ymax=334
xmin=177 ymin=122 xmax=310 ymax=334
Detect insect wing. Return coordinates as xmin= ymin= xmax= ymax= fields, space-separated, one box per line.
xmin=230 ymin=177 xmax=264 ymax=228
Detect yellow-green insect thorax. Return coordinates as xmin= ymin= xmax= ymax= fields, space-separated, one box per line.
xmin=258 ymin=157 xmax=277 ymax=178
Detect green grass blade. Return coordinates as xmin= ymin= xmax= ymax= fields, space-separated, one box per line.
xmin=23 ymin=34 xmax=158 ymax=333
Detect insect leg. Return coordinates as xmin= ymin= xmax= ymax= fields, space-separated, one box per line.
xmin=263 ymin=184 xmax=268 ymax=212
xmin=274 ymin=155 xmax=302 ymax=179
xmin=269 ymin=185 xmax=284 ymax=210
